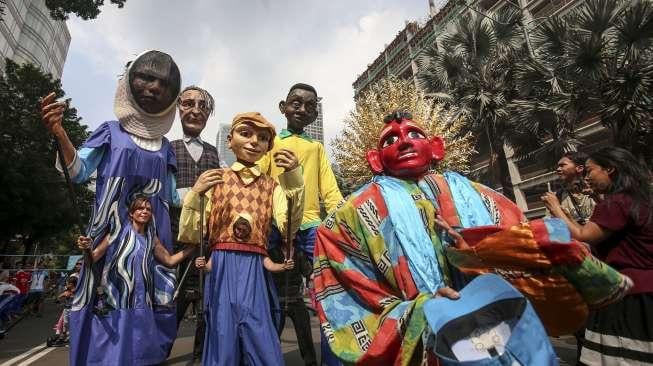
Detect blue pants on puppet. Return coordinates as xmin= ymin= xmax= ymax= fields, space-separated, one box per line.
xmin=202 ymin=250 xmax=283 ymax=366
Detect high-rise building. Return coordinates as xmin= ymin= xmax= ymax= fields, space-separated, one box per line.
xmin=304 ymin=96 xmax=324 ymax=143
xmin=0 ymin=0 xmax=71 ymax=78
xmin=353 ymin=0 xmax=465 ymax=99
xmin=216 ymin=123 xmax=236 ymax=166
xmin=353 ymin=0 xmax=580 ymax=99
xmin=352 ymin=0 xmax=596 ymax=218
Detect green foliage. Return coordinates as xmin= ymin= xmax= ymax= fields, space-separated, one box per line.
xmin=516 ymin=0 xmax=653 ymax=166
xmin=417 ymin=6 xmax=532 ymax=199
xmin=0 ymin=59 xmax=92 ymax=254
xmin=44 ymin=0 xmax=127 ymax=21
xmin=420 ymin=0 xmax=653 ymax=183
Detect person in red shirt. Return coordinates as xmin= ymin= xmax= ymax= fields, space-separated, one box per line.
xmin=13 ymin=262 xmax=31 ymax=314
xmin=14 ymin=262 xmax=31 ymax=295
xmin=543 ymin=146 xmax=653 ymax=365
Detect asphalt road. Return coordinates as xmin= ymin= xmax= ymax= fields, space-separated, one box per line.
xmin=0 ymin=299 xmax=577 ymax=365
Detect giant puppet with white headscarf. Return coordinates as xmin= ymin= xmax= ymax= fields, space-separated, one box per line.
xmin=41 ymin=50 xmax=184 ymax=365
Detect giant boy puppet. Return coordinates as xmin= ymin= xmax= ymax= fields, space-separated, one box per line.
xmin=41 ymin=50 xmax=184 ymax=365
xmin=313 ymin=111 xmax=632 ymax=365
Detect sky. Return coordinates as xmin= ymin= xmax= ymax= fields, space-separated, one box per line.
xmin=60 ymin=0 xmax=434 ymax=155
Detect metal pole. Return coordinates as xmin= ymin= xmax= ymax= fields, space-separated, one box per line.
xmin=283 ymin=197 xmax=293 ymax=314
xmin=198 ymin=195 xmax=205 ymax=311
xmin=172 ymin=259 xmax=193 ymax=302
xmin=32 ymin=242 xmax=38 ymax=269
xmin=196 ymin=195 xmax=205 ymax=350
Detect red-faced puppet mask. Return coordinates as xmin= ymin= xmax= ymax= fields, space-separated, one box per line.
xmin=366 ymin=111 xmax=445 ymax=179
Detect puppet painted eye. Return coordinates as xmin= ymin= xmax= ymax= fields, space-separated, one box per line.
xmin=382 ymin=135 xmax=399 ymax=148
xmin=257 ymin=132 xmax=271 ymax=143
xmin=408 ymin=131 xmax=425 ymax=139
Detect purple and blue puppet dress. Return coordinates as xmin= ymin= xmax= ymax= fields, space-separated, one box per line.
xmin=59 ymin=50 xmax=183 ymax=365
xmin=66 ymin=120 xmax=179 ymax=365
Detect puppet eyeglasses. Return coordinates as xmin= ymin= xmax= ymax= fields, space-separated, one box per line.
xmin=179 ymin=99 xmax=210 ymax=112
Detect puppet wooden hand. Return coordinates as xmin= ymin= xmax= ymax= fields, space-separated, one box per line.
xmin=434 ymin=214 xmax=470 ymax=250
xmin=273 ymin=149 xmax=299 ymax=172
xmin=40 ymin=92 xmax=67 ymax=137
xmin=192 ymin=169 xmax=223 ymax=194
xmin=195 ymin=257 xmax=210 ymax=272
xmin=282 ymin=259 xmax=295 ymax=271
xmin=434 ymin=286 xmax=460 ymax=300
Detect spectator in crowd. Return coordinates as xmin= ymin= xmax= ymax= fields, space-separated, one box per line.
xmin=68 ymin=259 xmax=82 ymax=282
xmin=548 ymin=151 xmax=597 ymax=362
xmin=12 ymin=262 xmax=30 ymax=314
xmin=0 ymin=271 xmax=20 ymax=336
xmin=542 ymin=147 xmax=653 ymax=364
xmin=25 ymin=260 xmax=48 ymax=317
xmin=549 ymin=151 xmax=596 ymax=224
xmin=48 ymin=276 xmax=78 ymax=347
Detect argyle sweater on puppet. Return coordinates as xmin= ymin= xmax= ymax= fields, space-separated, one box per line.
xmin=313 ymin=172 xmax=631 ymax=365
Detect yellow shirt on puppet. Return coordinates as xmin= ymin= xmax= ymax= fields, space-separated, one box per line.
xmin=257 ymin=129 xmax=342 ymax=229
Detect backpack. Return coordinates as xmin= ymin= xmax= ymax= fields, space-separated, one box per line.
xmin=424 ymin=274 xmax=557 ymax=366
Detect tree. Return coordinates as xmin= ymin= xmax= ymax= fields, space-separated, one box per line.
xmin=44 ymin=0 xmax=127 ymax=21
xmin=521 ymin=0 xmax=653 ymax=166
xmin=417 ymin=6 xmax=537 ymax=200
xmin=0 ymin=59 xmax=93 ymax=256
xmin=332 ymin=76 xmax=474 ymax=188
xmin=331 ymin=162 xmax=358 ymax=198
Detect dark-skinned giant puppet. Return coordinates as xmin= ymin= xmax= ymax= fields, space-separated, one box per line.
xmin=313 ymin=111 xmax=632 ymax=365
xmin=41 ymin=50 xmax=185 ymax=366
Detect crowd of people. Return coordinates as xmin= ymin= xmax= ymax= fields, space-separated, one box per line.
xmin=22 ymin=48 xmax=652 ymax=365
xmin=542 ymin=148 xmax=653 ymax=365
xmin=0 ymin=258 xmax=82 ymax=342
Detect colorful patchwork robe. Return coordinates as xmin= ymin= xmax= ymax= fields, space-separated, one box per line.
xmin=313 ymin=172 xmax=630 ymax=365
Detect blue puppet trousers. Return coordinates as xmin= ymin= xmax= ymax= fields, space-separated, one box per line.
xmin=202 ymin=250 xmax=283 ymax=366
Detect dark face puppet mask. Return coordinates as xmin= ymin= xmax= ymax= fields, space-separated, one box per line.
xmin=128 ymin=51 xmax=181 ymax=114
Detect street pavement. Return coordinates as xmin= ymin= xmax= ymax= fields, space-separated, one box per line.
xmin=1 ymin=299 xmax=578 ymax=365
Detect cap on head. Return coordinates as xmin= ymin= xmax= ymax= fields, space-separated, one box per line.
xmin=231 ymin=112 xmax=276 ymax=151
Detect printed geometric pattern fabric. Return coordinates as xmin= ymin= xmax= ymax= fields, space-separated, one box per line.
xmin=208 ymin=169 xmax=277 ymax=255
xmin=314 ymin=179 xmax=450 ymax=366
xmin=430 ymin=175 xmax=633 ymax=336
xmin=314 ymin=172 xmax=633 ymax=365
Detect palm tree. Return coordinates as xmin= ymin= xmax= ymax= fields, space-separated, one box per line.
xmin=514 ymin=0 xmax=653 ymax=166
xmin=418 ymin=6 xmax=533 ymax=200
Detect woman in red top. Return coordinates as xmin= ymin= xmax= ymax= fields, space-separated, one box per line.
xmin=543 ymin=147 xmax=653 ymax=365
